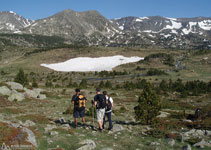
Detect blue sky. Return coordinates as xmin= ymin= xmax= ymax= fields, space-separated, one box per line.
xmin=1 ymin=0 xmax=211 ymax=20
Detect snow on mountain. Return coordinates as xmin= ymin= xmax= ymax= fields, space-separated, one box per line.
xmin=40 ymin=55 xmax=143 ymax=72
xmin=198 ymin=20 xmax=211 ymax=30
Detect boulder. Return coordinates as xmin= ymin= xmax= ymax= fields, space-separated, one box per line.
xmin=50 ymin=131 xmax=59 ymax=136
xmin=24 ymin=88 xmax=39 ymax=99
xmin=8 ymin=90 xmax=25 ymax=101
xmin=167 ymin=138 xmax=175 ymax=147
xmin=157 ymin=111 xmax=170 ymax=118
xmin=112 ymin=124 xmax=124 ymax=133
xmin=193 ymin=139 xmax=211 ymax=148
xmin=150 ymin=142 xmax=160 ymax=146
xmin=183 ymin=129 xmax=207 ymax=140
xmin=183 ymin=145 xmax=192 ymax=150
xmin=24 ymin=88 xmax=46 ymax=99
xmin=6 ymin=82 xmax=23 ymax=90
xmin=22 ymin=126 xmax=38 ymax=148
xmin=0 ymin=86 xmax=11 ymax=96
xmin=77 ymin=139 xmax=96 ymax=150
xmin=44 ymin=124 xmax=57 ymax=133
xmin=38 ymin=94 xmax=47 ymax=100
xmin=23 ymin=120 xmax=36 ymax=127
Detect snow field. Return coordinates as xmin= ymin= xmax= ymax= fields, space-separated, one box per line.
xmin=41 ymin=55 xmax=144 ymax=72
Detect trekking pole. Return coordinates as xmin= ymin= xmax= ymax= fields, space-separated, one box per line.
xmin=92 ymin=104 xmax=95 ymax=130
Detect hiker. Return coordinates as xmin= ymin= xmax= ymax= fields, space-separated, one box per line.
xmin=102 ymin=91 xmax=113 ymax=130
xmin=94 ymin=88 xmax=106 ymax=132
xmin=72 ymin=88 xmax=87 ymax=128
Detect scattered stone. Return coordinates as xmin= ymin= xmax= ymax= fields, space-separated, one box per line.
xmin=23 ymin=120 xmax=36 ymax=127
xmin=77 ymin=139 xmax=96 ymax=150
xmin=102 ymin=148 xmax=113 ymax=150
xmin=0 ymin=86 xmax=11 ymax=96
xmin=157 ymin=111 xmax=170 ymax=118
xmin=39 ymin=94 xmax=47 ymax=100
xmin=167 ymin=138 xmax=175 ymax=147
xmin=6 ymin=82 xmax=23 ymax=90
xmin=182 ymin=119 xmax=193 ymax=123
xmin=183 ymin=144 xmax=192 ymax=150
xmin=61 ymin=124 xmax=70 ymax=130
xmin=0 ymin=114 xmax=4 ymax=121
xmin=183 ymin=129 xmax=208 ymax=140
xmin=127 ymin=125 xmax=132 ymax=130
xmin=150 ymin=142 xmax=160 ymax=146
xmin=8 ymin=90 xmax=25 ymax=101
xmin=44 ymin=124 xmax=57 ymax=133
xmin=47 ymin=139 xmax=53 ymax=144
xmin=50 ymin=131 xmax=59 ymax=136
xmin=112 ymin=124 xmax=124 ymax=133
xmin=193 ymin=139 xmax=211 ymax=148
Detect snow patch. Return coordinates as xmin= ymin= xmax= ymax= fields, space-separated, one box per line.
xmin=136 ymin=18 xmax=143 ymax=22
xmin=119 ymin=26 xmax=124 ymax=30
xmin=198 ymin=20 xmax=211 ymax=30
xmin=6 ymin=23 xmax=15 ymax=30
xmin=31 ymin=23 xmax=38 ymax=27
xmin=171 ymin=30 xmax=178 ymax=34
xmin=163 ymin=34 xmax=171 ymax=38
xmin=182 ymin=22 xmax=197 ymax=34
xmin=166 ymin=17 xmax=177 ymax=21
xmin=9 ymin=11 xmax=16 ymax=15
xmin=41 ymin=55 xmax=143 ymax=72
xmin=165 ymin=20 xmax=182 ymax=30
xmin=14 ymin=30 xmax=22 ymax=33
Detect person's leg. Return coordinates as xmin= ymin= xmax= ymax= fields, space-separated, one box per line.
xmin=107 ymin=112 xmax=112 ymax=130
xmin=74 ymin=118 xmax=78 ymax=127
xmin=97 ymin=109 xmax=104 ymax=131
xmin=80 ymin=109 xmax=86 ymax=124
xmin=73 ymin=109 xmax=79 ymax=128
xmin=103 ymin=113 xmax=106 ymax=129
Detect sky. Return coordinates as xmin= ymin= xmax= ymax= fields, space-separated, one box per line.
xmin=0 ymin=0 xmax=211 ymax=20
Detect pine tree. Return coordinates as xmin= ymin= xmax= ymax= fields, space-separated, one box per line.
xmin=99 ymin=81 xmax=105 ymax=88
xmin=32 ymin=78 xmax=38 ymax=88
xmin=160 ymin=80 xmax=168 ymax=92
xmin=14 ymin=69 xmax=28 ymax=86
xmin=105 ymin=80 xmax=112 ymax=89
xmin=134 ymin=83 xmax=161 ymax=125
xmin=80 ymin=78 xmax=87 ymax=88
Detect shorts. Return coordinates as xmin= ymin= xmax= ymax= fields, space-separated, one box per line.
xmin=73 ymin=108 xmax=85 ymax=118
xmin=96 ymin=108 xmax=105 ymax=122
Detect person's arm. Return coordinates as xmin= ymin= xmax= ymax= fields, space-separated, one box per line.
xmin=94 ymin=95 xmax=97 ymax=107
xmin=110 ymin=97 xmax=114 ymax=107
xmin=71 ymin=95 xmax=76 ymax=104
xmin=94 ymin=101 xmax=97 ymax=106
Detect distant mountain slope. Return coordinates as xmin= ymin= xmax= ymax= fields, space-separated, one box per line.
xmin=0 ymin=10 xmax=210 ymax=49
xmin=22 ymin=9 xmax=121 ymax=45
xmin=0 ymin=11 xmax=32 ymax=33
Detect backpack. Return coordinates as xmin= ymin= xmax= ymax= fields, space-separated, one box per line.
xmin=75 ymin=94 xmax=87 ymax=110
xmin=96 ymin=94 xmax=106 ymax=109
xmin=106 ymin=97 xmax=112 ymax=112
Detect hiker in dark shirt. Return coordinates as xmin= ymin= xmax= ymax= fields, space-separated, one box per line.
xmin=102 ymin=91 xmax=114 ymax=130
xmin=94 ymin=88 xmax=106 ymax=132
xmin=72 ymin=88 xmax=87 ymax=128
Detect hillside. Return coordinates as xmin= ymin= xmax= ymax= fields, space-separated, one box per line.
xmin=0 ymin=10 xmax=210 ymax=49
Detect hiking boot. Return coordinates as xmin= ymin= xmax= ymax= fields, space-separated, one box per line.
xmin=98 ymin=128 xmax=104 ymax=133
xmin=108 ymin=127 xmax=112 ymax=131
xmin=73 ymin=124 xmax=77 ymax=129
